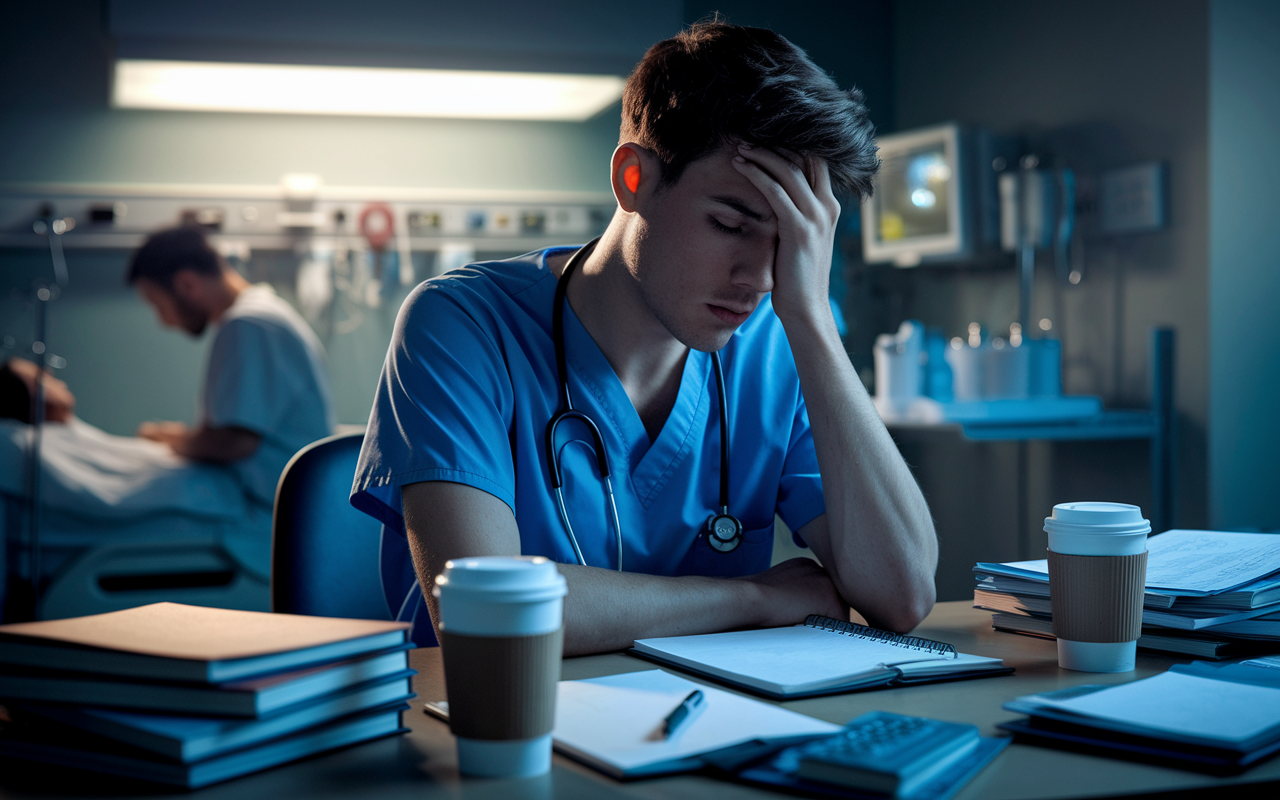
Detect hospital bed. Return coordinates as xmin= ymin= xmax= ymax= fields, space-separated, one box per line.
xmin=1 ymin=418 xmax=271 ymax=621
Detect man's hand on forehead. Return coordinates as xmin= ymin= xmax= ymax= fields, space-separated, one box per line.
xmin=731 ymin=143 xmax=841 ymax=328
xmin=773 ymin=146 xmax=820 ymax=187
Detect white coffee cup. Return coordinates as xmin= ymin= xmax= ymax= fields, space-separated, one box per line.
xmin=1044 ymin=502 xmax=1151 ymax=673
xmin=434 ymin=556 xmax=567 ymax=778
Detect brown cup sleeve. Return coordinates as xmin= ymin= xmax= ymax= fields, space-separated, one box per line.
xmin=1048 ymin=549 xmax=1148 ymax=643
xmin=439 ymin=627 xmax=564 ymax=740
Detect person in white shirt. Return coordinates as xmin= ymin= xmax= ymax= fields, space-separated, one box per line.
xmin=127 ymin=226 xmax=335 ymax=567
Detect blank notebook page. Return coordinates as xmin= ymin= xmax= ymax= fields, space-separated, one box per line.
xmin=635 ymin=626 xmax=950 ymax=689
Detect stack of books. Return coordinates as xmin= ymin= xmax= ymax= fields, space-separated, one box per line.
xmin=973 ymin=529 xmax=1280 ymax=659
xmin=0 ymin=602 xmax=415 ymax=788
xmin=999 ymin=656 xmax=1280 ymax=772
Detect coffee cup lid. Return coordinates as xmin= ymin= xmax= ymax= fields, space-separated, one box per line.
xmin=1044 ymin=502 xmax=1151 ymax=535
xmin=435 ymin=555 xmax=568 ymax=602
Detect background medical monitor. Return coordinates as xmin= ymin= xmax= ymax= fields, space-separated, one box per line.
xmin=861 ymin=124 xmax=965 ymax=267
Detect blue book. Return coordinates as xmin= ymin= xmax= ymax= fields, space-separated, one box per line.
xmin=10 ymin=672 xmax=415 ymax=761
xmin=0 ymin=704 xmax=409 ymax=788
xmin=0 ymin=602 xmax=410 ymax=683
xmin=0 ymin=648 xmax=412 ymax=716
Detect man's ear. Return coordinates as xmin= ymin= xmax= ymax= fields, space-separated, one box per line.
xmin=611 ymin=143 xmax=657 ymax=213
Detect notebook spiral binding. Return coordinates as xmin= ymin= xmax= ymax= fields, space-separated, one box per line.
xmin=804 ymin=615 xmax=958 ymax=658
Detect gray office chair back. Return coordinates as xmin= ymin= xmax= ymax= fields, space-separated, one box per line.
xmin=271 ymin=432 xmax=389 ymax=619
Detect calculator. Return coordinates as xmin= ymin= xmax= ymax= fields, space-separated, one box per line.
xmin=794 ymin=711 xmax=981 ymax=797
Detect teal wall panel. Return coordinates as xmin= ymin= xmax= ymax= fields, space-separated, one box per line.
xmin=1209 ymin=0 xmax=1280 ymax=529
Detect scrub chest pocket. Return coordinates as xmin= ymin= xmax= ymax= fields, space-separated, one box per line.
xmin=681 ymin=523 xmax=776 ymax=578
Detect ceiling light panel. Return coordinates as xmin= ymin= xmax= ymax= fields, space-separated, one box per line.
xmin=113 ymin=60 xmax=626 ymax=121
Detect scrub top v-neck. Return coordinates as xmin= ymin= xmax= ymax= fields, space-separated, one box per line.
xmin=352 ymin=246 xmax=825 ymax=582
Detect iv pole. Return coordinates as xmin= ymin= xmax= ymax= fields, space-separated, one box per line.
xmin=1009 ymin=157 xmax=1074 ymax=560
xmin=10 ymin=209 xmax=71 ymax=621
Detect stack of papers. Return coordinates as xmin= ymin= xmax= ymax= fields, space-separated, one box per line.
xmin=0 ymin=603 xmax=414 ymax=787
xmin=972 ymin=530 xmax=1280 ymax=659
xmin=999 ymin=663 xmax=1280 ymax=772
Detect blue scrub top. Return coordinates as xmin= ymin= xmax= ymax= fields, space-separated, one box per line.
xmin=352 ymin=247 xmax=825 ymax=640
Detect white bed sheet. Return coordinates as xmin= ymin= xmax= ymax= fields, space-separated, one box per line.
xmin=1 ymin=419 xmax=271 ymax=580
xmin=0 ymin=418 xmax=249 ymax=520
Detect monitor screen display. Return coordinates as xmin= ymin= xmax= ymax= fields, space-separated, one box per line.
xmin=872 ymin=143 xmax=953 ymax=245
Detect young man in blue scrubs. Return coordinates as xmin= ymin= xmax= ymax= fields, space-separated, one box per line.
xmin=353 ymin=21 xmax=938 ymax=654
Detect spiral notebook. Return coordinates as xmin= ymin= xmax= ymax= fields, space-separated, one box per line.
xmin=630 ymin=615 xmax=1011 ymax=699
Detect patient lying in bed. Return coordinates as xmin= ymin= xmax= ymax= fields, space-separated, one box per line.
xmin=0 ymin=358 xmax=268 ymax=584
xmin=2 ymin=226 xmax=336 ymax=596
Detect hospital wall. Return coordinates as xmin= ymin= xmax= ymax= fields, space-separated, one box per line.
xmin=874 ymin=0 xmax=1218 ymax=599
xmin=1208 ymin=0 xmax=1280 ymax=533
xmin=0 ymin=0 xmax=628 ymax=432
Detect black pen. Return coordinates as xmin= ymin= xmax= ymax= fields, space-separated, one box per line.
xmin=662 ymin=690 xmax=707 ymax=739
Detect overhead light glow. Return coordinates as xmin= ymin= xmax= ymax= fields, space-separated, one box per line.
xmin=113 ymin=59 xmax=626 ymax=121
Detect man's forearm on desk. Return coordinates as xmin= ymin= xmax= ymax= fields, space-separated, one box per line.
xmin=417 ymin=556 xmax=844 ymax=656
xmin=402 ymin=480 xmax=846 ymax=656
xmin=557 ymin=566 xmax=769 ymax=654
xmin=554 ymin=557 xmax=844 ymax=655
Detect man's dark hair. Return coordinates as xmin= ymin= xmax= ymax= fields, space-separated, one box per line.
xmin=126 ymin=226 xmax=224 ymax=289
xmin=621 ymin=19 xmax=879 ymax=198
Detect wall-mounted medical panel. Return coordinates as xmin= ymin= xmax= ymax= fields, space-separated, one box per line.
xmin=0 ymin=183 xmax=615 ymax=253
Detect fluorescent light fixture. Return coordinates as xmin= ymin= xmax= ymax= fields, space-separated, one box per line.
xmin=113 ymin=59 xmax=626 ymax=121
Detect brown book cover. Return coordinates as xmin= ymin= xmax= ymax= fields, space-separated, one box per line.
xmin=0 ymin=603 xmax=410 ymax=682
xmin=0 ymin=603 xmax=408 ymax=661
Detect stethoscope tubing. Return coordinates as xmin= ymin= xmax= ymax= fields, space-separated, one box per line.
xmin=547 ymin=238 xmax=740 ymax=570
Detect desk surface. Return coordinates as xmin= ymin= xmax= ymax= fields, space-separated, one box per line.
xmin=3 ymin=601 xmax=1278 ymax=799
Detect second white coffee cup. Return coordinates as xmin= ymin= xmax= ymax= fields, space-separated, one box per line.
xmin=434 ymin=556 xmax=567 ymax=778
xmin=1044 ymin=502 xmax=1150 ymax=672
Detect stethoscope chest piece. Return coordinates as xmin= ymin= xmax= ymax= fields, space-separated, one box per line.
xmin=706 ymin=513 xmax=743 ymax=553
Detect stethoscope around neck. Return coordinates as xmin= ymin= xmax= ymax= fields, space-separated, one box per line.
xmin=545 ymin=238 xmax=744 ymax=571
